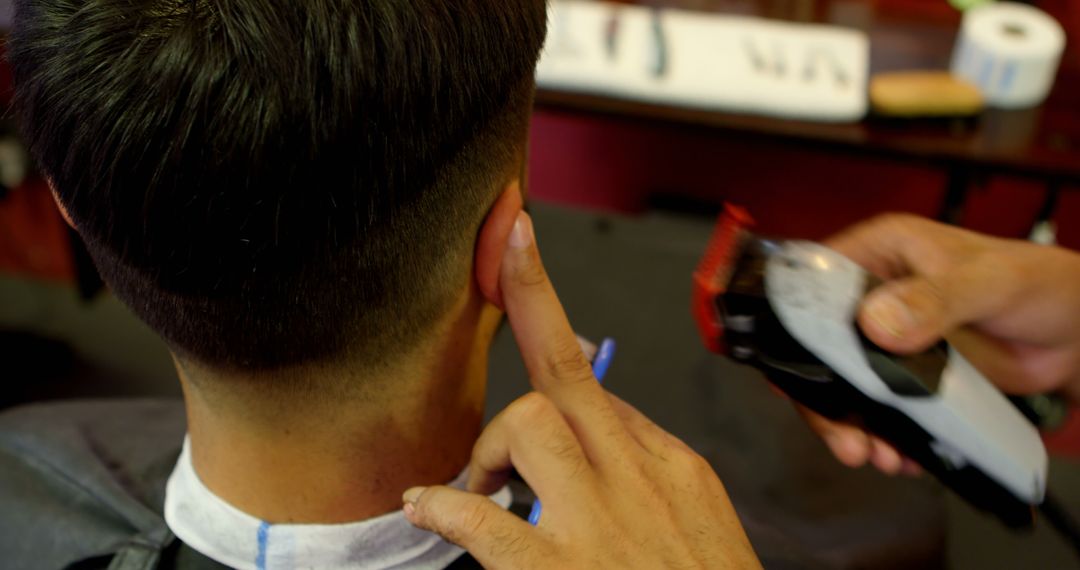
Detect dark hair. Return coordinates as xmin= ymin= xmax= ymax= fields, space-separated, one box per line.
xmin=10 ymin=0 xmax=547 ymax=370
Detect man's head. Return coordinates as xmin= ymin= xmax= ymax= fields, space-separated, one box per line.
xmin=11 ymin=0 xmax=547 ymax=374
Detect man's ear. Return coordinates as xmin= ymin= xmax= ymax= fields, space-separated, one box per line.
xmin=475 ymin=181 xmax=523 ymax=310
xmin=46 ymin=179 xmax=76 ymax=229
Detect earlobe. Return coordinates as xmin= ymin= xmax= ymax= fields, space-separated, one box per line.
xmin=475 ymin=182 xmax=523 ymax=310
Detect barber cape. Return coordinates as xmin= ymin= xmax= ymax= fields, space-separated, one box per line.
xmin=0 ymin=396 xmax=938 ymax=569
xmin=166 ymin=437 xmax=512 ymax=570
xmin=0 ymin=399 xmax=522 ymax=570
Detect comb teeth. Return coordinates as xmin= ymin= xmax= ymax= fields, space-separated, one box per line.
xmin=692 ymin=203 xmax=755 ymax=353
xmin=695 ymin=204 xmax=754 ymax=286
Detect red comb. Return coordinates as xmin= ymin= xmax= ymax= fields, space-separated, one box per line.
xmin=692 ymin=203 xmax=754 ymax=353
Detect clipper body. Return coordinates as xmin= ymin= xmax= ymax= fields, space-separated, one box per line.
xmin=694 ymin=206 xmax=1047 ymax=527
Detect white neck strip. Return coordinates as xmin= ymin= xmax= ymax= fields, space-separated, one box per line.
xmin=165 ymin=437 xmax=511 ymax=570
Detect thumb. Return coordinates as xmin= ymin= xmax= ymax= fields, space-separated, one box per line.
xmin=402 ymin=485 xmax=551 ymax=568
xmin=859 ymin=259 xmax=1012 ymax=353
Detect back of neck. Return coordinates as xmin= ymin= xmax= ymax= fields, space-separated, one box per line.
xmin=176 ymin=341 xmax=490 ymax=523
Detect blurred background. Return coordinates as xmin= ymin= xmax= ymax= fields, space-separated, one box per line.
xmin=2 ymin=0 xmax=1080 ymax=567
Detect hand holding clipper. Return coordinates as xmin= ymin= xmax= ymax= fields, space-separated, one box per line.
xmin=693 ymin=205 xmax=1048 ymax=528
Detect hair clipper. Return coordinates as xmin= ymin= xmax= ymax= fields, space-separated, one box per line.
xmin=692 ymin=205 xmax=1048 ymax=527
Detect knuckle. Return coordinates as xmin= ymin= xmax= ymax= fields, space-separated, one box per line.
xmin=880 ymin=212 xmax=913 ymax=225
xmin=543 ymin=433 xmax=589 ymax=475
xmin=995 ymin=254 xmax=1024 ymax=283
xmin=912 ymin=277 xmax=948 ymax=310
xmin=673 ymin=447 xmax=713 ymax=476
xmin=505 ymin=392 xmax=557 ymax=428
xmin=542 ymin=336 xmax=594 ymax=382
xmin=485 ymin=522 xmax=535 ymax=562
xmin=502 ymin=393 xmax=589 ymax=475
xmin=860 ymin=212 xmax=926 ymax=246
xmin=875 ymin=212 xmax=920 ymax=232
xmin=986 ymin=253 xmax=1026 ymax=300
xmin=446 ymin=502 xmax=490 ymax=544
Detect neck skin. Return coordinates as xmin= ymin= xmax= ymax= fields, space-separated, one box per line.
xmin=174 ymin=283 xmax=502 ymax=524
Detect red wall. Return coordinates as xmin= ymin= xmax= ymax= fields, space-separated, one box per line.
xmin=528 ymin=109 xmax=1075 ymax=248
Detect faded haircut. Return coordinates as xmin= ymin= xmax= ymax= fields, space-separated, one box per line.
xmin=10 ymin=0 xmax=547 ymax=370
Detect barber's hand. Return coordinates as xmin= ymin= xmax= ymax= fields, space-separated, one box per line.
xmin=402 ymin=212 xmax=761 ymax=569
xmin=799 ymin=214 xmax=1080 ymax=474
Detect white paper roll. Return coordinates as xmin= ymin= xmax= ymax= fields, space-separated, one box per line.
xmin=951 ymin=2 xmax=1065 ymax=109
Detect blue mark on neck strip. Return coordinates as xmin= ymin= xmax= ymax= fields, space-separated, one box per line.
xmin=256 ymin=521 xmax=270 ymax=570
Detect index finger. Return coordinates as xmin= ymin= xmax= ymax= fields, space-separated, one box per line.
xmin=824 ymin=214 xmax=953 ymax=280
xmin=499 ymin=212 xmax=635 ymax=461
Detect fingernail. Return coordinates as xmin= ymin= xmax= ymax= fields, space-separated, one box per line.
xmin=827 ymin=429 xmax=877 ymax=468
xmin=863 ymin=292 xmax=917 ymax=338
xmin=871 ymin=440 xmax=903 ymax=475
xmin=403 ymin=486 xmax=426 ymax=506
xmin=508 ymin=212 xmax=533 ymax=249
xmin=901 ymin=459 xmax=924 ymax=477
